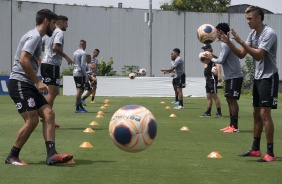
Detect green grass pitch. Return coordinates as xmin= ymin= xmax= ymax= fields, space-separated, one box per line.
xmin=0 ymin=89 xmax=281 ymax=184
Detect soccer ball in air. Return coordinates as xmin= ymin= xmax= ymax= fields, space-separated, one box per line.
xmin=211 ymin=66 xmax=218 ymax=76
xmin=129 ymin=73 xmax=136 ymax=80
xmin=197 ymin=24 xmax=217 ymax=44
xmin=139 ymin=68 xmax=147 ymax=76
xmin=199 ymin=51 xmax=212 ymax=64
xmin=109 ymin=105 xmax=157 ymax=152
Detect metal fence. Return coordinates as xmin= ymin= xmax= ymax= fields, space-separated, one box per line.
xmin=1 ymin=1 xmax=282 ymax=78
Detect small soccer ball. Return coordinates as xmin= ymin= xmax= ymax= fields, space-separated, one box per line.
xmin=199 ymin=51 xmax=212 ymax=64
xmin=197 ymin=24 xmax=217 ymax=44
xmin=211 ymin=66 xmax=218 ymax=76
xmin=109 ymin=105 xmax=157 ymax=152
xmin=129 ymin=73 xmax=136 ymax=80
xmin=139 ymin=68 xmax=147 ymax=76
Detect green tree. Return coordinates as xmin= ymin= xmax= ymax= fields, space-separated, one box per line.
xmin=160 ymin=0 xmax=231 ymax=13
xmin=96 ymin=57 xmax=117 ymax=76
xmin=121 ymin=65 xmax=139 ymax=76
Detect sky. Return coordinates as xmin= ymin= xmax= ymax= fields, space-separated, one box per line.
xmin=22 ymin=0 xmax=282 ymax=14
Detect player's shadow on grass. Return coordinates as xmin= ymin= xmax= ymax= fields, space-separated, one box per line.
xmin=31 ymin=159 xmax=115 ymax=166
xmin=246 ymin=157 xmax=282 ymax=162
xmin=236 ymin=130 xmax=253 ymax=133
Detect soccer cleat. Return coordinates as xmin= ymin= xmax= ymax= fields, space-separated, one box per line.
xmin=214 ymin=113 xmax=223 ymax=118
xmin=75 ymin=108 xmax=88 ymax=113
xmin=81 ymin=100 xmax=87 ymax=106
xmin=5 ymin=157 xmax=28 ymax=166
xmin=54 ymin=123 xmax=60 ymax=128
xmin=223 ymin=126 xmax=239 ymax=133
xmin=174 ymin=105 xmax=184 ymax=109
xmin=199 ymin=112 xmax=211 ymax=117
xmin=46 ymin=153 xmax=73 ymax=165
xmin=80 ymin=108 xmax=88 ymax=113
xmin=90 ymin=101 xmax=96 ymax=104
xmin=220 ymin=125 xmax=231 ymax=131
xmin=238 ymin=149 xmax=261 ymax=157
xmin=257 ymin=154 xmax=276 ymax=162
xmin=171 ymin=100 xmax=179 ymax=104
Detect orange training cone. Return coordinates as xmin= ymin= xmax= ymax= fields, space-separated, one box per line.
xmin=104 ymin=104 xmax=109 ymax=107
xmin=83 ymin=128 xmax=95 ymax=133
xmin=79 ymin=142 xmax=93 ymax=148
xmin=97 ymin=111 xmax=104 ymax=115
xmin=89 ymin=121 xmax=99 ymax=126
xmin=169 ymin=114 xmax=177 ymax=118
xmin=180 ymin=126 xmax=189 ymax=131
xmin=165 ymin=106 xmax=171 ymax=109
xmin=104 ymin=99 xmax=109 ymax=103
xmin=207 ymin=151 xmax=222 ymax=158
xmin=100 ymin=106 xmax=106 ymax=109
xmin=96 ymin=114 xmax=103 ymax=118
xmin=66 ymin=159 xmax=75 ymax=164
xmin=160 ymin=101 xmax=166 ymax=104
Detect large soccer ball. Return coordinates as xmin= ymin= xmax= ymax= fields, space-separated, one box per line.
xmin=109 ymin=105 xmax=157 ymax=152
xmin=199 ymin=51 xmax=212 ymax=64
xmin=139 ymin=68 xmax=147 ymax=76
xmin=197 ymin=24 xmax=217 ymax=44
xmin=129 ymin=73 xmax=136 ymax=80
xmin=211 ymin=66 xmax=218 ymax=76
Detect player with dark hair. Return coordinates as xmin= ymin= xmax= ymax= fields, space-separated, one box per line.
xmin=89 ymin=49 xmax=100 ymax=104
xmin=205 ymin=22 xmax=243 ymax=132
xmin=41 ymin=15 xmax=73 ymax=128
xmin=73 ymin=40 xmax=88 ymax=113
xmin=200 ymin=44 xmax=223 ymax=118
xmin=219 ymin=6 xmax=278 ymax=162
xmin=6 ymin=9 xmax=73 ymax=166
xmin=161 ymin=48 xmax=186 ymax=109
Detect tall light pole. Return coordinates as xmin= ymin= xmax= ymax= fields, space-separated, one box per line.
xmin=148 ymin=0 xmax=153 ymax=77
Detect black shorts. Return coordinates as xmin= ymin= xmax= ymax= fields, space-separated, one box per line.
xmin=253 ymin=73 xmax=279 ymax=109
xmin=175 ymin=73 xmax=186 ymax=88
xmin=84 ymin=82 xmax=92 ymax=91
xmin=74 ymin=76 xmax=86 ymax=89
xmin=41 ymin=63 xmax=60 ymax=86
xmin=224 ymin=77 xmax=243 ymax=100
xmin=206 ymin=78 xmax=218 ymax=93
xmin=8 ymin=79 xmax=48 ymax=114
xmin=172 ymin=78 xmax=177 ymax=86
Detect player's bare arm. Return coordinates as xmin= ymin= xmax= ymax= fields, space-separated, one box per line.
xmin=52 ymin=43 xmax=73 ymax=65
xmin=19 ymin=51 xmax=47 ymax=93
xmin=161 ymin=68 xmax=174 ymax=73
xmin=216 ymin=64 xmax=222 ymax=82
xmin=218 ymin=30 xmax=247 ymax=59
xmin=230 ymin=28 xmax=266 ymax=61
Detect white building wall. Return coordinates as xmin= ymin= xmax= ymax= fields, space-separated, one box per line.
xmin=1 ymin=1 xmax=282 ymax=79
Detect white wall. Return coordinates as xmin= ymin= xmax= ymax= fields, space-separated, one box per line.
xmin=63 ymin=76 xmax=206 ymax=97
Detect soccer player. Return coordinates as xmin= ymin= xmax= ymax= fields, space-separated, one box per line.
xmin=161 ymin=48 xmax=186 ymax=109
xmin=81 ymin=54 xmax=94 ymax=104
xmin=199 ymin=44 xmax=223 ymax=118
xmin=205 ymin=23 xmax=243 ymax=133
xmin=170 ymin=61 xmax=179 ymax=105
xmin=219 ymin=6 xmax=278 ymax=162
xmin=41 ymin=15 xmax=73 ymax=128
xmin=163 ymin=60 xmax=179 ymax=105
xmin=73 ymin=40 xmax=88 ymax=113
xmin=6 ymin=9 xmax=73 ymax=166
xmin=89 ymin=49 xmax=100 ymax=104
